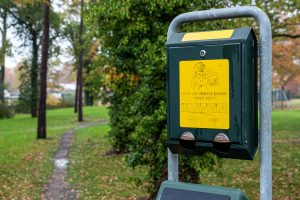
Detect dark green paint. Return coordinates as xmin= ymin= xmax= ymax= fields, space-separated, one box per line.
xmin=166 ymin=28 xmax=258 ymax=160
xmin=156 ymin=181 xmax=248 ymax=200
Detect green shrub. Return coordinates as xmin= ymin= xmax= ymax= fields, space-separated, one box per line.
xmin=85 ymin=0 xmax=252 ymax=195
xmin=0 ymin=103 xmax=14 ymax=119
xmin=14 ymin=99 xmax=31 ymax=114
xmin=15 ymin=60 xmax=33 ymax=114
xmin=47 ymin=92 xmax=75 ymax=109
xmin=59 ymin=92 xmax=75 ymax=108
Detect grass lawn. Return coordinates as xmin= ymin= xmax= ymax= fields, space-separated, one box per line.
xmin=69 ymin=110 xmax=300 ymax=200
xmin=0 ymin=106 xmax=108 ymax=199
xmin=287 ymin=98 xmax=300 ymax=110
xmin=69 ymin=125 xmax=148 ymax=199
xmin=1 ymin=107 xmax=300 ymax=199
xmin=200 ymin=110 xmax=300 ymax=200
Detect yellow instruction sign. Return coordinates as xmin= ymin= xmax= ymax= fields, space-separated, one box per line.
xmin=180 ymin=59 xmax=230 ymax=129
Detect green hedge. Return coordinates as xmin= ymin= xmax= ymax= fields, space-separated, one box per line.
xmin=0 ymin=103 xmax=14 ymax=119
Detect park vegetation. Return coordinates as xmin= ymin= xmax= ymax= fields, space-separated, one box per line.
xmin=0 ymin=0 xmax=299 ymax=198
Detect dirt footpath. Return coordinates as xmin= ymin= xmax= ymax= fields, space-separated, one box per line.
xmin=41 ymin=130 xmax=77 ymax=200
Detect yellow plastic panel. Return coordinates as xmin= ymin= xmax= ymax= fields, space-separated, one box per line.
xmin=180 ymin=59 xmax=230 ymax=129
xmin=182 ymin=30 xmax=234 ymax=42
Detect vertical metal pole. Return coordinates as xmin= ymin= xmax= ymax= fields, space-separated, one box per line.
xmin=167 ymin=6 xmax=272 ymax=199
xmin=167 ymin=29 xmax=179 ymax=182
xmin=167 ymin=149 xmax=179 ymax=181
xmin=258 ymin=10 xmax=273 ymax=200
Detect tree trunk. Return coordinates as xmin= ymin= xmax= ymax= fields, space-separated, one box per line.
xmin=37 ymin=0 xmax=50 ymax=139
xmin=77 ymin=0 xmax=84 ymax=122
xmin=84 ymin=90 xmax=93 ymax=106
xmin=84 ymin=62 xmax=93 ymax=106
xmin=74 ymin=66 xmax=79 ymax=113
xmin=281 ymin=85 xmax=284 ymax=110
xmin=31 ymin=33 xmax=38 ymax=118
xmin=0 ymin=12 xmax=7 ymax=103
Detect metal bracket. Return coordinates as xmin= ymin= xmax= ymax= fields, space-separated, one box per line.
xmin=167 ymin=6 xmax=272 ymax=200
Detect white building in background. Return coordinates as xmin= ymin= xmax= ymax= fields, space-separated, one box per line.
xmin=4 ymin=90 xmax=11 ymax=98
xmin=59 ymin=83 xmax=76 ymax=91
xmin=47 ymin=83 xmax=76 ymax=100
xmin=4 ymin=90 xmax=19 ymax=105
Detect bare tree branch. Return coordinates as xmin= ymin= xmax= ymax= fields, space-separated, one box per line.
xmin=286 ymin=23 xmax=300 ymax=26
xmin=7 ymin=9 xmax=30 ymax=28
xmin=273 ymin=34 xmax=300 ymax=39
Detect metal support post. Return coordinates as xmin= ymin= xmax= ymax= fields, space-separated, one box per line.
xmin=168 ymin=148 xmax=178 ymax=181
xmin=167 ymin=6 xmax=272 ymax=200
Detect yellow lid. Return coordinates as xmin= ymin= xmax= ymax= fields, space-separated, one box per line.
xmin=182 ymin=30 xmax=234 ymax=42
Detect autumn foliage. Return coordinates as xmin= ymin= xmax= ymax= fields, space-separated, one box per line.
xmin=272 ymin=38 xmax=300 ymax=90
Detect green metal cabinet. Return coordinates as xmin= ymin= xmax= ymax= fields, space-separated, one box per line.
xmin=156 ymin=181 xmax=248 ymax=200
xmin=166 ymin=28 xmax=258 ymax=160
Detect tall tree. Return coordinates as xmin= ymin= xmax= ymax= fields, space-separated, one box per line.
xmin=256 ymin=0 xmax=300 ymax=38
xmin=9 ymin=1 xmax=60 ymax=117
xmin=62 ymin=21 xmax=80 ymax=113
xmin=75 ymin=66 xmax=79 ymax=112
xmin=61 ymin=1 xmax=83 ymax=113
xmin=77 ymin=0 xmax=84 ymax=121
xmin=0 ymin=1 xmax=11 ymax=102
xmin=10 ymin=2 xmax=43 ymax=117
xmin=37 ymin=0 xmax=50 ymax=139
xmin=0 ymin=11 xmax=7 ymax=103
xmin=272 ymin=39 xmax=300 ymax=89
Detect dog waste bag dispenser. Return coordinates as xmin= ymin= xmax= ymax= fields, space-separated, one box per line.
xmin=166 ymin=28 xmax=258 ymax=160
